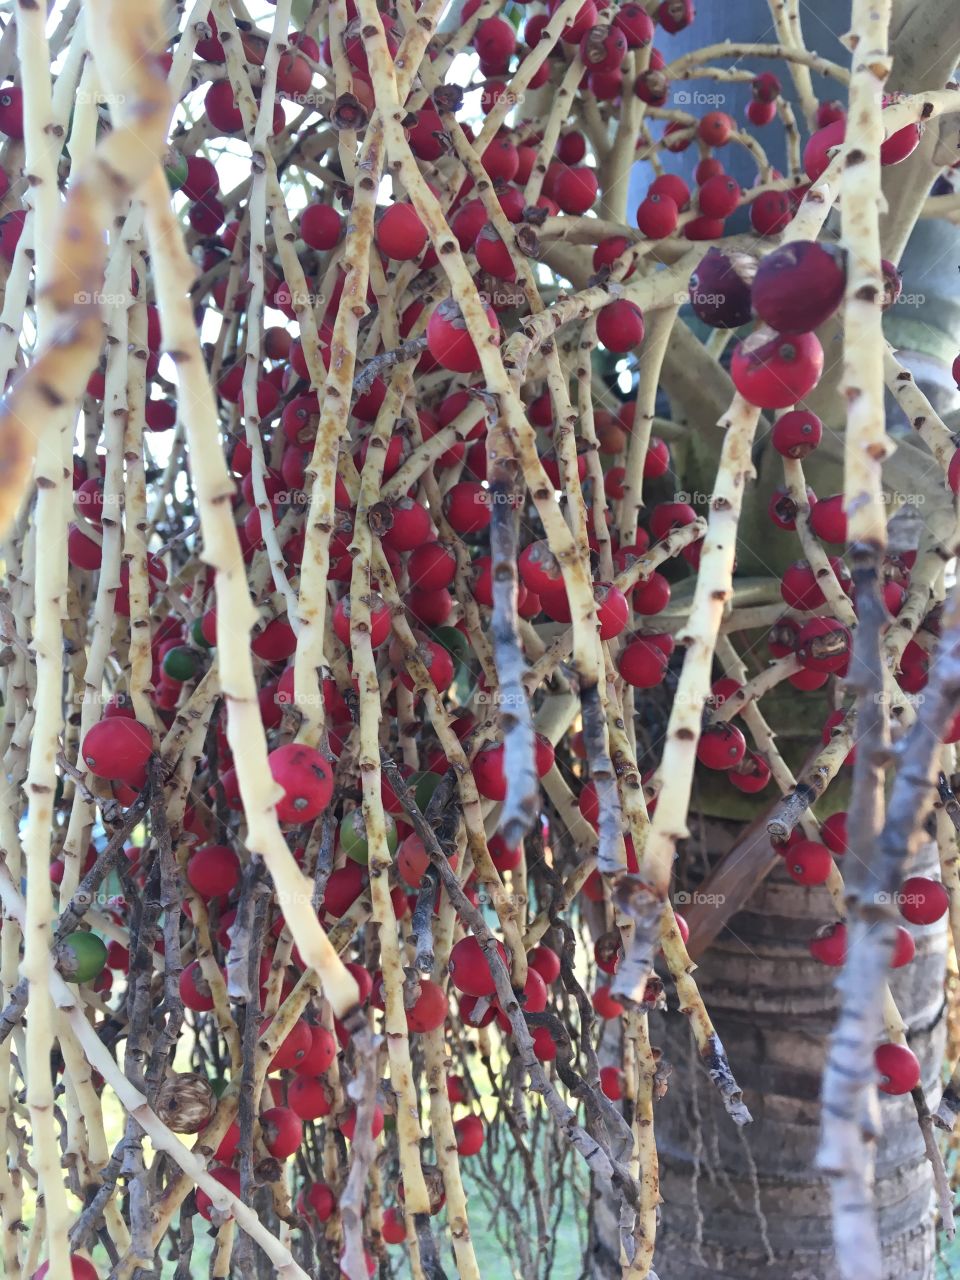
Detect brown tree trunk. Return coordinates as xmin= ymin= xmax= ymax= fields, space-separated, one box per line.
xmin=646 ymin=819 xmax=946 ymax=1280
xmin=586 ymin=817 xmax=946 ymax=1279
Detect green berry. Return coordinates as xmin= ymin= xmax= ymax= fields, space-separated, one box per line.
xmin=162 ymin=646 xmax=200 ymax=682
xmin=56 ymin=931 xmax=108 ymax=984
xmin=412 ymin=771 xmax=444 ymax=812
xmin=191 ymin=616 xmax=213 ymax=649
xmin=165 ymin=150 xmax=189 ymax=191
xmin=339 ymin=808 xmax=398 ymax=865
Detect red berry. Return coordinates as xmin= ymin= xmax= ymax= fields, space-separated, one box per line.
xmin=382 ymin=1206 xmax=407 ymax=1244
xmin=580 ymin=23 xmax=627 ymax=72
xmin=268 ymin=744 xmax=334 ymax=824
xmin=472 ymin=744 xmax=508 ymax=800
xmin=474 ymin=16 xmax=516 ymax=64
xmin=289 ymin=1076 xmax=334 ymax=1120
xmin=593 ymin=300 xmax=647 ymax=353
xmin=771 ymin=409 xmax=823 ymax=459
xmin=376 ymin=203 xmax=428 ymax=261
xmin=636 ymin=193 xmax=679 ymax=238
xmin=261 ymin=1106 xmax=303 ymax=1159
xmin=594 ymin=583 xmax=630 ymax=639
xmin=897 ymin=876 xmax=949 ymax=926
xmin=803 ymin=118 xmax=846 ymax=182
xmin=427 ymin=298 xmax=499 ymax=374
xmin=752 ymin=241 xmax=846 ymax=334
xmin=205 ymin=79 xmax=243 ymax=133
xmin=0 ymin=85 xmax=23 ymax=139
xmin=300 ymin=202 xmax=342 ymax=250
xmin=553 ymin=165 xmax=599 ymax=214
xmin=809 ymin=921 xmax=846 ymax=965
xmin=697 ymin=723 xmax=747 ymax=771
xmin=186 ymin=845 xmax=240 ymax=900
xmin=698 ymin=174 xmax=740 ymax=218
xmin=821 ymin=812 xmax=849 ymax=856
xmin=688 ymin=247 xmax=753 ymax=328
xmin=196 ymin=1167 xmax=243 ymax=1221
xmin=332 ymin=592 xmax=392 ymax=648
xmin=618 ymin=637 xmax=668 ymax=688
xmin=444 ymin=481 xmax=490 ymax=534
xmin=750 ymin=190 xmax=793 ymax=235
xmin=264 ymin=1015 xmax=313 ymax=1071
xmin=448 ymin=935 xmax=508 ymax=997
xmin=785 ymin=840 xmax=832 ymax=886
xmin=300 ymin=1182 xmax=336 ymax=1222
xmin=752 ymin=72 xmax=781 ymax=103
xmin=81 ymin=719 xmax=152 ymax=783
xmin=528 ymin=944 xmax=561 ymax=984
xmin=519 ymin=540 xmax=563 ymax=595
xmin=795 ymin=617 xmax=851 ymax=674
xmin=729 ymin=751 xmax=772 ymax=794
xmin=615 ymin=3 xmax=654 ymax=46
xmin=698 ymin=111 xmax=734 ymax=147
xmin=32 ymin=1258 xmax=99 ymax=1280
xmin=875 ymin=1042 xmax=920 ymax=1095
xmin=592 ymin=984 xmax=624 ymax=1019
xmin=730 ymin=330 xmax=824 ymax=409
xmin=454 ymin=1113 xmax=485 ymax=1156
xmin=339 ymin=1103 xmax=384 ymax=1142
xmin=295 ymin=1025 xmax=337 ymax=1076
xmin=747 ymin=99 xmax=777 ymax=127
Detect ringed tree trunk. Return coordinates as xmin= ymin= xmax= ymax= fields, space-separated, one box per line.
xmin=584 ymin=819 xmax=947 ymax=1280
xmin=650 ymin=820 xmax=946 ymax=1280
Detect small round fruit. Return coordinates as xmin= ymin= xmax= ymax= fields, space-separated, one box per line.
xmin=186 ymin=844 xmax=241 ymax=900
xmin=751 ymin=241 xmax=846 ymax=333
xmin=32 ymin=1257 xmax=99 ymax=1280
xmin=636 ymin=193 xmax=678 ymax=239
xmin=891 ymin=926 xmax=916 ymax=969
xmin=339 ymin=808 xmax=398 ymax=865
xmin=897 ymin=876 xmax=949 ymax=925
xmin=261 ymin=1106 xmax=304 ymax=1159
xmin=771 ymin=409 xmax=823 ymax=459
xmin=81 ymin=718 xmax=153 ymax=783
xmin=376 ymin=202 xmax=428 ymax=261
xmin=454 ymin=1113 xmax=485 ymax=1156
xmin=196 ymin=1166 xmax=242 ymax=1221
xmin=300 ymin=1182 xmax=336 ymax=1222
xmin=268 ymin=744 xmax=334 ymax=823
xmin=596 ymin=300 xmax=645 ymax=353
xmin=808 ymin=921 xmax=846 ymax=966
xmin=785 ymin=840 xmax=832 ymax=886
xmin=687 ymin=247 xmax=753 ymax=329
xmin=448 ymin=935 xmax=508 ymax=997
xmin=427 ymin=298 xmax=499 ymax=373
xmin=696 ymin=723 xmax=746 ymax=771
xmin=56 ymin=931 xmax=108 ymax=984
xmin=875 ymin=1042 xmax=920 ymax=1095
xmin=730 ymin=329 xmax=824 ymax=409
xmin=289 ymin=1076 xmax=335 ymax=1120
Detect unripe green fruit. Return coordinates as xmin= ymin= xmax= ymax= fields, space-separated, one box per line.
xmin=412 ymin=771 xmax=444 ymax=812
xmin=162 ymin=646 xmax=200 ymax=682
xmin=339 ymin=808 xmax=398 ymax=865
xmin=56 ymin=931 xmax=108 ymax=984
xmin=191 ymin=616 xmax=213 ymax=649
xmin=432 ymin=625 xmax=469 ymax=667
xmin=165 ymin=150 xmax=189 ymax=191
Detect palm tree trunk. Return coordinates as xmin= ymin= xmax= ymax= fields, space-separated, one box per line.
xmin=646 ymin=818 xmax=946 ymax=1279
